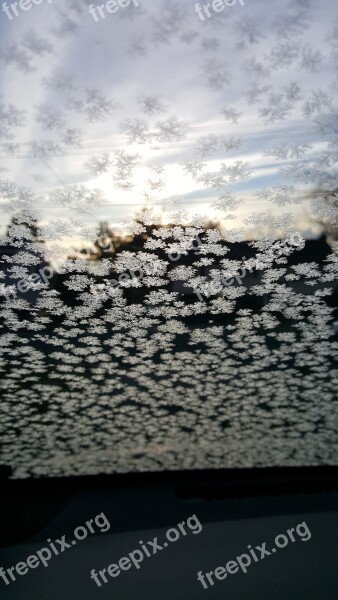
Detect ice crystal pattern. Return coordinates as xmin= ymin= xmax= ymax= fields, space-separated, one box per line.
xmin=0 ymin=0 xmax=337 ymax=478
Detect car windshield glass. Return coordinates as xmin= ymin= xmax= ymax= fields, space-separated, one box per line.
xmin=0 ymin=0 xmax=337 ymax=478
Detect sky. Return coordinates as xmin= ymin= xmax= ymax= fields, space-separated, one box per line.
xmin=0 ymin=0 xmax=337 ymax=253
